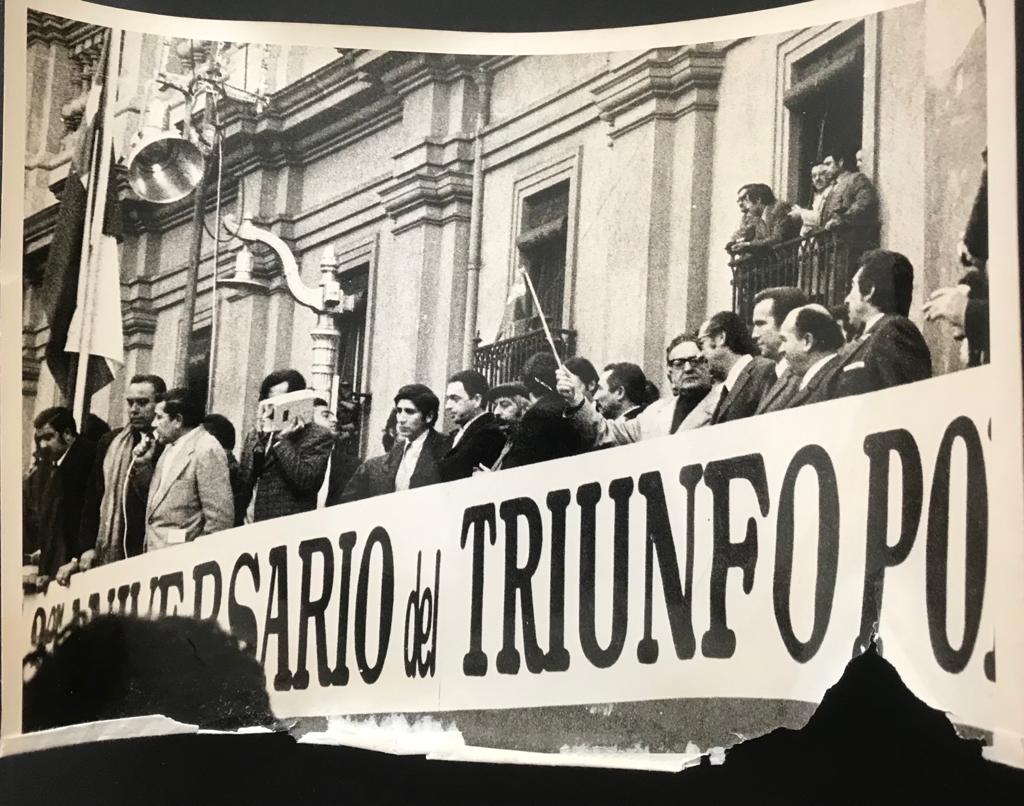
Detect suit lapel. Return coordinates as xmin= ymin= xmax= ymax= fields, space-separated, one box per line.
xmin=719 ymin=361 xmax=754 ymax=420
xmin=149 ymin=432 xmax=197 ymax=512
xmin=757 ymin=369 xmax=790 ymax=413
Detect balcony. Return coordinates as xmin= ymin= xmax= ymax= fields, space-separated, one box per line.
xmin=730 ymin=229 xmax=870 ymax=325
xmin=474 ymin=327 xmax=576 ymax=388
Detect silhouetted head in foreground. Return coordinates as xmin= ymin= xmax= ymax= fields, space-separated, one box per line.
xmin=23 ymin=615 xmax=277 ymax=732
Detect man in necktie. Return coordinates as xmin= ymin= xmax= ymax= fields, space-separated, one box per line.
xmin=831 ymin=249 xmax=932 ymax=398
xmin=438 ymin=370 xmax=506 ymax=482
xmin=697 ymin=311 xmax=777 ymax=425
xmin=776 ymin=305 xmax=847 ymax=408
xmin=751 ymin=286 xmax=809 ymax=415
xmin=342 ymin=384 xmax=444 ymax=502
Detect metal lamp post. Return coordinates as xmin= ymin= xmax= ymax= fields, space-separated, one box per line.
xmin=221 ymin=214 xmax=362 ymax=406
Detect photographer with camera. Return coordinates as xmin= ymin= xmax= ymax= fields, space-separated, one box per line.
xmin=240 ymin=369 xmax=334 ymax=523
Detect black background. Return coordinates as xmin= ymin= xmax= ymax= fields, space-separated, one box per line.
xmin=3 ymin=1 xmax=1024 ymax=803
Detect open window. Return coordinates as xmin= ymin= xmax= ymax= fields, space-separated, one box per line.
xmin=784 ymin=24 xmax=865 ymax=207
xmin=513 ymin=179 xmax=570 ymax=333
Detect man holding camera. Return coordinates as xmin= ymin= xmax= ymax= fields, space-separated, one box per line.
xmin=240 ymin=369 xmax=334 ymax=523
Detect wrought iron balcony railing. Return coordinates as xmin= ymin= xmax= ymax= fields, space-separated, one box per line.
xmin=474 ymin=327 xmax=577 ymax=388
xmin=730 ymin=229 xmax=870 ymax=325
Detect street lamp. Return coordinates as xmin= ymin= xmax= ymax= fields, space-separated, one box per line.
xmin=221 ymin=214 xmax=363 ymax=406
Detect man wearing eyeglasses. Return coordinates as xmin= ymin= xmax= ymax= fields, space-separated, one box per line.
xmin=555 ymin=334 xmax=717 ymax=448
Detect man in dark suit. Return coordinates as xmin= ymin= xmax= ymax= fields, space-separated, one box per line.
xmin=776 ymin=305 xmax=848 ymax=408
xmin=594 ymin=362 xmax=649 ymax=422
xmin=438 ymin=370 xmax=506 ymax=482
xmin=342 ymin=384 xmax=445 ymax=502
xmin=697 ymin=311 xmax=777 ymax=425
xmin=819 ymin=149 xmax=881 ymax=253
xmin=831 ymin=249 xmax=932 ymax=398
xmin=503 ymin=352 xmax=585 ymax=468
xmin=751 ymin=286 xmax=809 ymax=415
xmin=27 ymin=408 xmax=98 ymax=589
xmin=240 ymin=369 xmax=334 ymax=523
xmin=311 ymin=398 xmax=362 ymax=508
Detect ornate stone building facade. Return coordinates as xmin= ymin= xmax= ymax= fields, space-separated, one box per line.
xmin=22 ymin=1 xmax=987 ymax=466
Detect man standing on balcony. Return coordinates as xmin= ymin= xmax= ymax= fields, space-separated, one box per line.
xmin=697 ymin=311 xmax=777 ymax=425
xmin=832 ymin=249 xmax=932 ymax=398
xmin=502 ymin=352 xmax=585 ymax=468
xmin=438 ymin=369 xmax=506 ymax=482
xmin=728 ymin=184 xmax=802 ymax=257
xmin=819 ymin=149 xmax=880 ymax=253
xmin=792 ymin=164 xmax=832 ymax=236
xmin=777 ymin=305 xmax=848 ymax=408
xmin=555 ymin=335 xmax=717 ymax=448
xmin=342 ymin=384 xmax=444 ymax=501
xmin=751 ymin=286 xmax=809 ymax=414
xmin=594 ymin=362 xmax=649 ymax=422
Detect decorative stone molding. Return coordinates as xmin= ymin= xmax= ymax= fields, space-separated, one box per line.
xmin=121 ymin=306 xmax=158 ymax=352
xmin=26 ymin=10 xmax=68 ymax=48
xmin=378 ymin=136 xmax=475 ymax=234
xmin=590 ymin=46 xmax=726 ymax=142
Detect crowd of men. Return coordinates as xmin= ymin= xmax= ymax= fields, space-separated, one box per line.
xmin=25 ymin=242 xmax=962 ymax=593
xmin=23 ymin=137 xmax=990 ymax=591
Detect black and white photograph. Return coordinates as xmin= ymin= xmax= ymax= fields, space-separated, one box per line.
xmin=3 ymin=0 xmax=1022 ymax=786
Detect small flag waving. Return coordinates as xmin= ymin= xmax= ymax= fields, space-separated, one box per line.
xmin=43 ymin=29 xmax=124 ymax=409
xmin=494 ymin=267 xmax=531 ymax=342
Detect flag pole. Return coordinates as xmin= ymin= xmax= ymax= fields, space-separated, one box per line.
xmin=518 ymin=267 xmax=563 ymax=367
xmin=72 ymin=28 xmax=123 ymax=426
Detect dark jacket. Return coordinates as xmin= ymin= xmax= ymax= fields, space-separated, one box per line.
xmin=711 ymin=356 xmax=778 ymax=424
xmin=241 ymin=422 xmax=334 ymax=523
xmin=342 ymin=429 xmax=445 ymax=503
xmin=831 ymin=314 xmax=932 ymax=398
xmin=36 ymin=437 xmax=97 ymax=578
xmin=437 ymin=412 xmax=507 ymax=482
xmin=755 ymin=367 xmax=801 ymax=415
xmin=785 ymin=354 xmax=845 ymax=409
xmin=820 ymin=171 xmax=880 ymax=247
xmin=502 ymin=392 xmax=585 ymax=469
xmin=324 ymin=437 xmax=363 ymax=508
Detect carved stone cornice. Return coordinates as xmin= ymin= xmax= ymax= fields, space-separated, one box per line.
xmin=378 ymin=136 xmax=475 ymax=233
xmin=591 ymin=46 xmax=726 ymax=140
xmin=121 ymin=303 xmax=158 ymax=351
xmin=26 ymin=10 xmax=70 ymax=48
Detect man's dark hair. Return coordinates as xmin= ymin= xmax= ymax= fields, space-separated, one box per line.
xmin=382 ymin=407 xmax=399 ymax=453
xmin=23 ymin=615 xmax=276 ymax=732
xmin=856 ymin=249 xmax=914 ymax=316
xmin=159 ymin=387 xmax=205 ymax=428
xmin=829 ymin=303 xmax=856 ymax=343
xmin=447 ymin=369 xmax=489 ymax=400
xmin=312 ymin=398 xmax=329 ymax=408
xmin=753 ymin=286 xmax=809 ymax=326
xmin=742 ymin=183 xmax=777 ymax=206
xmin=565 ymin=357 xmax=600 ymax=389
xmin=258 ymin=369 xmax=306 ymax=401
xmin=33 ymin=407 xmax=77 ymax=436
xmin=203 ymin=413 xmax=237 ymax=451
xmin=825 ymin=148 xmax=857 ymax=172
xmin=706 ymin=311 xmax=756 ymax=356
xmin=603 ymin=362 xmax=648 ymax=406
xmin=520 ymin=351 xmax=559 ymax=398
xmin=665 ymin=332 xmax=698 ymax=359
xmin=82 ymin=413 xmax=111 ymax=441
xmin=129 ymin=373 xmax=167 ymax=396
xmin=792 ymin=307 xmax=846 ymax=353
xmin=394 ymin=383 xmax=439 ymax=427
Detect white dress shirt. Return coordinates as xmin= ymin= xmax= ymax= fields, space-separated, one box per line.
xmin=799 ymin=353 xmax=839 ymax=390
xmin=395 ymin=429 xmax=429 ymax=491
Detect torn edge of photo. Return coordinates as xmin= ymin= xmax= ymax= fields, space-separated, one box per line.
xmin=1 ymin=0 xmax=1022 ymax=772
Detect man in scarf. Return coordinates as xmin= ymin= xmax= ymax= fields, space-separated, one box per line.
xmin=78 ymin=374 xmax=167 ymax=570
